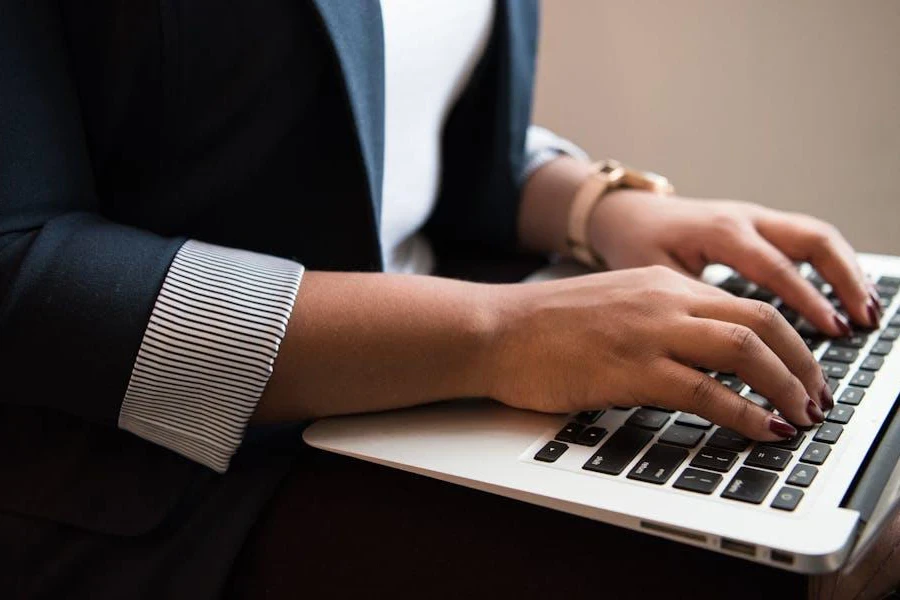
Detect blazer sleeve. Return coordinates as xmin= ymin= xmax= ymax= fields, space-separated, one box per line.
xmin=0 ymin=1 xmax=302 ymax=472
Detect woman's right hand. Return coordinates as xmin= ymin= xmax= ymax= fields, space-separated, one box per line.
xmin=487 ymin=265 xmax=834 ymax=441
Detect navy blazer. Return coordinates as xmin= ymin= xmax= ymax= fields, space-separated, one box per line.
xmin=0 ymin=0 xmax=538 ymax=544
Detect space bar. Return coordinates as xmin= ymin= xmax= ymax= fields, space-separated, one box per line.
xmin=583 ymin=426 xmax=654 ymax=475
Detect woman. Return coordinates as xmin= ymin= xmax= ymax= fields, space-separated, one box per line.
xmin=0 ymin=1 xmax=896 ymax=598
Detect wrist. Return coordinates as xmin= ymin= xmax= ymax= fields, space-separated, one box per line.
xmin=586 ymin=188 xmax=636 ymax=261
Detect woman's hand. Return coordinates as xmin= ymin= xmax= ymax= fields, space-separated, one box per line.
xmin=488 ymin=266 xmax=832 ymax=441
xmin=588 ymin=191 xmax=880 ymax=336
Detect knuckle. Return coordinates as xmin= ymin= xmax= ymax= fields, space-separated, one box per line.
xmin=690 ymin=375 xmax=719 ymax=415
xmin=712 ymin=213 xmax=744 ymax=236
xmin=750 ymin=300 xmax=780 ymax=331
xmin=644 ymin=264 xmax=678 ymax=281
xmin=809 ymin=223 xmax=839 ymax=251
xmin=726 ymin=325 xmax=759 ymax=355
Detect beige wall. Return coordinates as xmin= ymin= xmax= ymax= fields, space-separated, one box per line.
xmin=533 ymin=0 xmax=900 ymax=254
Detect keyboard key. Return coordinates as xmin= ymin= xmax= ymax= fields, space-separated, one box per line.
xmin=879 ymin=276 xmax=900 ymax=287
xmin=807 ymin=270 xmax=827 ymax=289
xmin=612 ymin=406 xmax=633 ymax=411
xmin=800 ymin=442 xmax=831 ymax=465
xmin=707 ymin=428 xmax=751 ymax=452
xmin=826 ymin=405 xmax=854 ymax=424
xmin=659 ymin=424 xmax=705 ymax=448
xmin=745 ymin=392 xmax=774 ymax=411
xmin=626 ymin=408 xmax=671 ymax=431
xmin=876 ymin=283 xmax=898 ymax=298
xmin=823 ymin=346 xmax=859 ymax=364
xmin=722 ymin=467 xmax=779 ymax=504
xmin=778 ymin=305 xmax=799 ymax=324
xmin=890 ymin=314 xmax=900 ymax=327
xmin=574 ymin=410 xmax=604 ymax=424
xmin=535 ymin=441 xmax=568 ymax=463
xmin=555 ymin=422 xmax=585 ymax=443
xmin=827 ymin=377 xmax=841 ymax=393
xmin=832 ymin=334 xmax=869 ymax=349
xmin=860 ymin=355 xmax=884 ymax=371
xmin=691 ymin=447 xmax=739 ymax=472
xmin=583 ymin=427 xmax=654 ymax=475
xmin=804 ymin=336 xmax=827 ymax=351
xmin=870 ymin=340 xmax=893 ymax=356
xmin=720 ymin=275 xmax=752 ymax=296
xmin=770 ymin=433 xmax=806 ymax=451
xmin=786 ymin=464 xmax=818 ymax=487
xmin=881 ymin=327 xmax=900 ymax=341
xmin=749 ymin=287 xmax=776 ymax=303
xmin=819 ymin=361 xmax=849 ymax=379
xmin=744 ymin=446 xmax=793 ymax=471
xmin=880 ymin=296 xmax=892 ymax=310
xmin=575 ymin=427 xmax=608 ymax=447
xmin=849 ymin=370 xmax=875 ymax=388
xmin=673 ymin=468 xmax=723 ymax=495
xmin=715 ymin=373 xmax=745 ymax=393
xmin=771 ymin=487 xmax=804 ymax=511
xmin=675 ymin=413 xmax=713 ymax=430
xmin=814 ymin=423 xmax=843 ymax=444
xmin=839 ymin=387 xmax=866 ymax=405
xmin=796 ymin=320 xmax=819 ymax=338
xmin=627 ymin=444 xmax=689 ymax=484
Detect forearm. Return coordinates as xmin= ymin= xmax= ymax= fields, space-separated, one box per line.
xmin=253 ymin=271 xmax=499 ymax=422
xmin=517 ymin=155 xmax=595 ymax=256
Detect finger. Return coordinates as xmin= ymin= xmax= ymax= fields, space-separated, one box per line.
xmin=669 ymin=317 xmax=823 ymax=427
xmin=650 ymin=360 xmax=798 ymax=442
xmin=689 ymin=296 xmax=833 ymax=411
xmin=724 ymin=230 xmax=848 ymax=337
xmin=755 ymin=213 xmax=878 ymax=328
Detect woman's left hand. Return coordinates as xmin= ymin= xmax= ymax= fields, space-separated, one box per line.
xmin=588 ymin=190 xmax=881 ymax=337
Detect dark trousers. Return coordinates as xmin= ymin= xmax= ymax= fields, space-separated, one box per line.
xmin=227 ymin=445 xmax=807 ymax=599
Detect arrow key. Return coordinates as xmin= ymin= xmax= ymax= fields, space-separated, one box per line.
xmin=786 ymin=464 xmax=818 ymax=487
xmin=771 ymin=487 xmax=804 ymax=511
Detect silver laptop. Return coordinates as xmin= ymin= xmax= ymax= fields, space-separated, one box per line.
xmin=304 ymin=253 xmax=900 ymax=574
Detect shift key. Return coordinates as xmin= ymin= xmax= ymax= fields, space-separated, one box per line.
xmin=583 ymin=426 xmax=654 ymax=475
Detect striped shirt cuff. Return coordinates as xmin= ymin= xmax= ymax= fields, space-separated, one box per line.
xmin=119 ymin=240 xmax=304 ymax=473
xmin=521 ymin=125 xmax=591 ymax=184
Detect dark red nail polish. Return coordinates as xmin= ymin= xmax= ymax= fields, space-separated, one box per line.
xmin=869 ymin=291 xmax=882 ymax=311
xmin=833 ymin=313 xmax=852 ymax=337
xmin=820 ymin=385 xmax=835 ymax=411
xmin=867 ymin=301 xmax=881 ymax=329
xmin=807 ymin=398 xmax=825 ymax=423
xmin=769 ymin=415 xmax=798 ymax=439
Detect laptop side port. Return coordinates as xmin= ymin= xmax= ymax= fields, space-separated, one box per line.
xmin=639 ymin=520 xmax=707 ymax=543
xmin=770 ymin=550 xmax=795 ymax=566
xmin=720 ymin=537 xmax=757 ymax=557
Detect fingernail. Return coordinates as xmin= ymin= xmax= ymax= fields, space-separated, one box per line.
xmin=807 ymin=398 xmax=825 ymax=423
xmin=820 ymin=384 xmax=835 ymax=411
xmin=768 ymin=415 xmax=798 ymax=439
xmin=833 ymin=313 xmax=852 ymax=337
xmin=866 ymin=300 xmax=880 ymax=329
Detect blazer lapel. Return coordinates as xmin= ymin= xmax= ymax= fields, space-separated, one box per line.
xmin=310 ymin=0 xmax=385 ymax=230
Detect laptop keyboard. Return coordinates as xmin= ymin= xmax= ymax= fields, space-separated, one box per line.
xmin=529 ymin=270 xmax=900 ymax=513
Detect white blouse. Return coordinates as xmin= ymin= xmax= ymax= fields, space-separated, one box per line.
xmin=379 ymin=0 xmax=496 ymax=274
